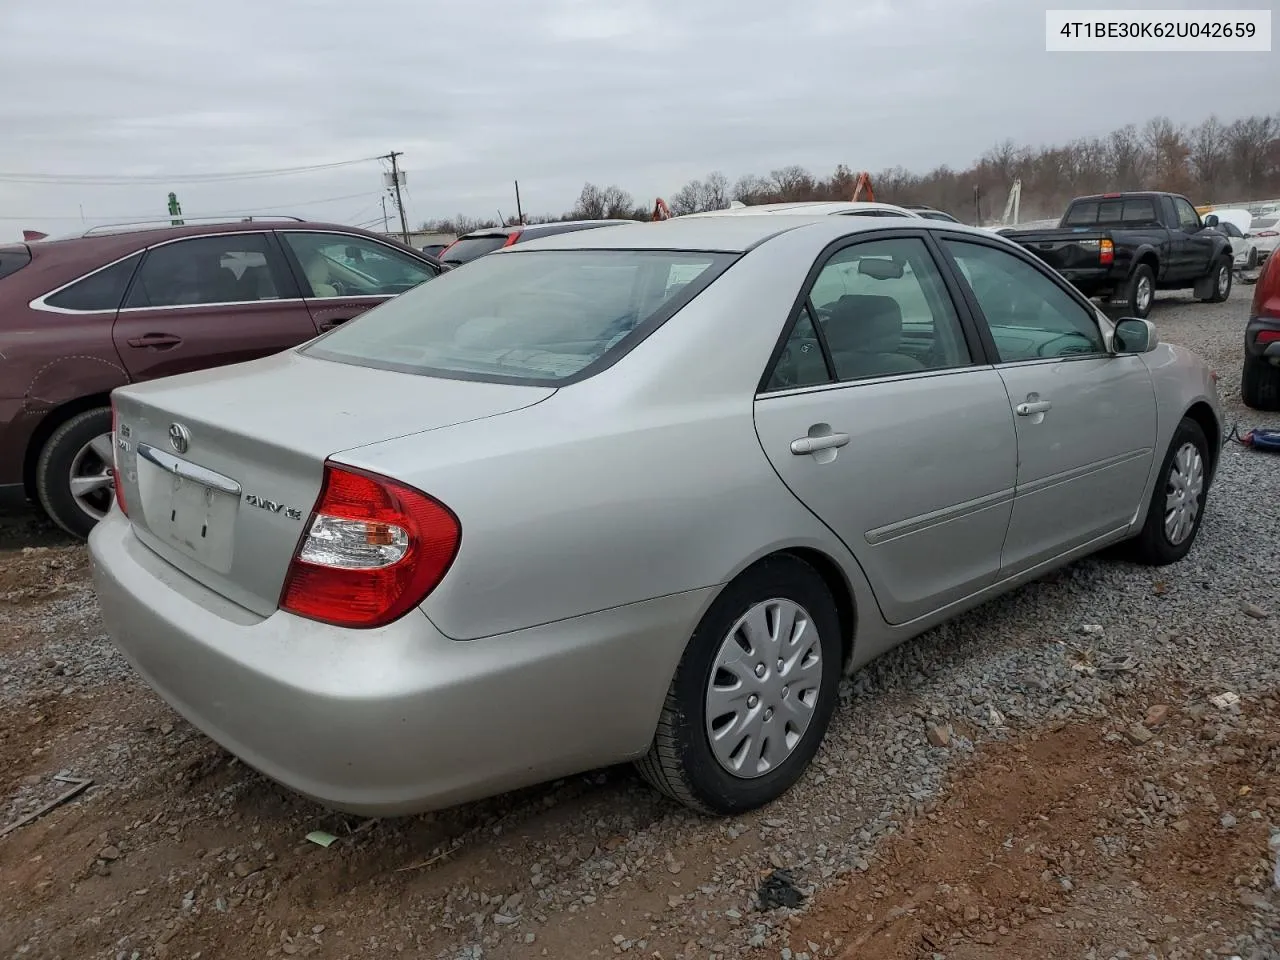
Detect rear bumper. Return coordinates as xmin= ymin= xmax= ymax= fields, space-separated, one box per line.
xmin=88 ymin=510 xmax=711 ymax=816
xmin=1245 ymin=318 xmax=1280 ymax=361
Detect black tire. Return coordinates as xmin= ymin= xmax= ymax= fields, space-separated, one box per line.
xmin=1202 ymin=256 xmax=1232 ymax=303
xmin=635 ymin=555 xmax=842 ymax=815
xmin=1125 ymin=263 xmax=1155 ymax=319
xmin=1242 ymin=355 xmax=1280 ymax=411
xmin=34 ymin=407 xmax=115 ymax=540
xmin=1125 ymin=417 xmax=1210 ymax=566
xmin=1247 ymin=247 xmax=1259 ymax=270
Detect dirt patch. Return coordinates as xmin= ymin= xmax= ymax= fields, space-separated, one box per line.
xmin=0 ymin=544 xmax=89 ymax=608
xmin=756 ymin=703 xmax=1280 ymax=960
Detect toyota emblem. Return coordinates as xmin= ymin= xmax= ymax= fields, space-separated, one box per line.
xmin=168 ymin=422 xmax=191 ymax=454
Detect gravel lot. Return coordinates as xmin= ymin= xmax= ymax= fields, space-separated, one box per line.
xmin=1 ymin=281 xmax=1278 ymax=960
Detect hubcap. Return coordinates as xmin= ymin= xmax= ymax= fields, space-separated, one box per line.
xmin=1136 ymin=276 xmax=1152 ymax=313
xmin=1219 ymin=265 xmax=1230 ymax=294
xmin=69 ymin=432 xmax=115 ymax=522
xmin=1164 ymin=441 xmax=1204 ymax=545
xmin=705 ymin=598 xmax=823 ymax=779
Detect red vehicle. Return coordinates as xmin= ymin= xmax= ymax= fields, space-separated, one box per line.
xmin=1243 ymin=246 xmax=1280 ymax=410
xmin=0 ymin=216 xmax=443 ymax=537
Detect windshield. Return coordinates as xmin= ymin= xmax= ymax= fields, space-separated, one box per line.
xmin=440 ymin=235 xmax=510 ymax=264
xmin=302 ymin=249 xmax=736 ymax=384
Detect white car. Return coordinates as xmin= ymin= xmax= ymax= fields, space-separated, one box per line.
xmin=680 ymin=201 xmax=924 ymax=220
xmin=1247 ymin=214 xmax=1279 ymax=265
xmin=1209 ymin=208 xmax=1262 ymax=270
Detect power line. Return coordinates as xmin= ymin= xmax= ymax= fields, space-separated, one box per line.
xmin=0 ymin=190 xmax=382 ymax=221
xmin=0 ymin=156 xmax=381 ymax=186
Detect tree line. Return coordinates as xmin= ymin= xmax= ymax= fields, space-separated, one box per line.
xmin=419 ymin=111 xmax=1280 ymax=234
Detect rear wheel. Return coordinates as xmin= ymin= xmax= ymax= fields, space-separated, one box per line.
xmin=635 ymin=555 xmax=842 ymax=815
xmin=1242 ymin=355 xmax=1280 ymax=411
xmin=1125 ymin=264 xmax=1155 ymax=319
xmin=1247 ymin=247 xmax=1259 ymax=270
xmin=35 ymin=408 xmax=115 ymax=540
xmin=1202 ymin=257 xmax=1232 ymax=303
xmin=1126 ymin=417 xmax=1209 ymax=566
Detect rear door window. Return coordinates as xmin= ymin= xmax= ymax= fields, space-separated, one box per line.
xmin=122 ymin=234 xmax=288 ymax=308
xmin=44 ymin=253 xmax=143 ymax=311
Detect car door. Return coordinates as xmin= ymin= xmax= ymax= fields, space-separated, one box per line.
xmin=937 ymin=235 xmax=1158 ymax=577
xmin=277 ymin=230 xmax=440 ymax=333
xmin=112 ymin=232 xmax=319 ymax=382
xmin=752 ymin=232 xmax=1018 ymax=625
xmin=1170 ymin=196 xmax=1215 ymax=280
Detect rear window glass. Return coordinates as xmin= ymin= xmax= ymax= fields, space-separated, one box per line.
xmin=1255 ymin=217 xmax=1278 ymax=230
xmin=302 ymin=249 xmax=736 ymax=384
xmin=44 ymin=253 xmax=143 ymax=311
xmin=1064 ymin=198 xmax=1159 ymax=227
xmin=439 ymin=235 xmax=510 ymax=264
xmin=0 ymin=244 xmax=33 ymax=282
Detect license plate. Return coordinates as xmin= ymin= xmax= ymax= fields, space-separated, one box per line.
xmin=154 ymin=473 xmax=238 ymax=572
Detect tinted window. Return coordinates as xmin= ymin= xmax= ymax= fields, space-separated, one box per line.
xmin=1220 ymin=222 xmax=1244 ymax=239
xmin=124 ymin=235 xmax=283 ymax=308
xmin=805 ymin=237 xmax=971 ymax=382
xmin=766 ymin=306 xmax=831 ymax=391
xmin=0 ymin=244 xmax=33 ymax=283
xmin=45 ymin=253 xmax=142 ymax=311
xmin=282 ymin=232 xmax=437 ymax=298
xmin=1064 ymin=198 xmax=1158 ymax=227
xmin=439 ymin=235 xmax=510 ymax=264
xmin=1173 ymin=198 xmax=1201 ymax=231
xmin=303 ymin=249 xmax=734 ymax=384
xmin=944 ymin=239 xmax=1106 ymax=361
xmin=919 ymin=210 xmax=960 ymax=223
xmin=1253 ymin=217 xmax=1279 ymax=231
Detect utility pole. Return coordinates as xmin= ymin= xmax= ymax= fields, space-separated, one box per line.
xmin=385 ymin=150 xmax=410 ymax=244
xmin=514 ymin=180 xmax=524 ymax=225
xmin=380 ymin=195 xmax=389 ymax=232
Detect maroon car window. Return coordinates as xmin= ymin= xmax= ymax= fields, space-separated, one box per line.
xmin=123 ymin=234 xmax=283 ymax=308
xmin=281 ymin=232 xmax=438 ymax=298
xmin=45 ymin=252 xmax=143 ymax=311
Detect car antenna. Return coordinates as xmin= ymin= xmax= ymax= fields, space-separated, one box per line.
xmin=497 ymin=209 xmax=507 ymax=228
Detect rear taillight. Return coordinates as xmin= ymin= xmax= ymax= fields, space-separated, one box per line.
xmin=1099 ymin=238 xmax=1114 ymax=266
xmin=1257 ymin=231 xmax=1278 ymax=238
xmin=279 ymin=463 xmax=460 ymax=629
xmin=501 ymin=231 xmax=522 ymax=248
xmin=1257 ymin=331 xmax=1280 ymax=345
xmin=110 ymin=402 xmax=127 ymax=516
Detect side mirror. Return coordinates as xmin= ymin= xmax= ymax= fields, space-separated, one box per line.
xmin=1204 ymin=214 xmax=1219 ymax=228
xmin=1113 ymin=317 xmax=1159 ymax=354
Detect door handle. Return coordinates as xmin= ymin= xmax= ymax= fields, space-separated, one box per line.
xmin=1015 ymin=400 xmax=1053 ymax=416
xmin=317 ymin=316 xmax=356 ymax=332
xmin=790 ymin=432 xmax=850 ymax=455
xmin=126 ymin=333 xmax=183 ymax=349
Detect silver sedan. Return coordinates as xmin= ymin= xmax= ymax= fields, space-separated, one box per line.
xmin=89 ymin=214 xmax=1223 ymax=817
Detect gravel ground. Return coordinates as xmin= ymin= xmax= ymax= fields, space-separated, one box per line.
xmin=1 ymin=281 xmax=1278 ymax=960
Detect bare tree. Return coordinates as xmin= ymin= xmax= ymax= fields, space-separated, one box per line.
xmin=1188 ymin=116 xmax=1227 ymax=191
xmin=572 ymin=183 xmax=607 ymax=220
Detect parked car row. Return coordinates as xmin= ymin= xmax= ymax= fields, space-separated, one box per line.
xmin=81 ymin=210 xmax=1222 ymax=818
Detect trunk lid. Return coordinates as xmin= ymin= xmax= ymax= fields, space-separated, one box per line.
xmin=1002 ymin=229 xmax=1111 ymax=273
xmin=112 ymin=349 xmax=553 ymax=617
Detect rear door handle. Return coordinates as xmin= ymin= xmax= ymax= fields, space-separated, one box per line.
xmin=317 ymin=317 xmax=354 ymax=332
xmin=126 ymin=333 xmax=183 ymax=349
xmin=1015 ymin=400 xmax=1053 ymax=416
xmin=790 ymin=432 xmax=850 ymax=455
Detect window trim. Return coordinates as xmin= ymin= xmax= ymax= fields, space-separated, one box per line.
xmin=30 ymin=250 xmax=145 ymax=315
xmin=275 ymin=228 xmax=441 ymax=300
xmin=119 ymin=230 xmax=301 ymax=312
xmin=755 ymin=228 xmax=991 ymax=396
xmin=931 ymin=231 xmax=1113 ymax=366
xmin=1172 ymin=196 xmax=1202 ymax=232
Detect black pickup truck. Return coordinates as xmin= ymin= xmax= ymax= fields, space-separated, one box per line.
xmin=1000 ymin=191 xmax=1235 ymax=319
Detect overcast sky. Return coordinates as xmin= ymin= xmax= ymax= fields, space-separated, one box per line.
xmin=0 ymin=0 xmax=1274 ymax=238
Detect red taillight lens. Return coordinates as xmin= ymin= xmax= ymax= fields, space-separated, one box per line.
xmin=110 ymin=402 xmax=127 ymax=516
xmin=1257 ymin=231 xmax=1279 ymax=238
xmin=1257 ymin=331 xmax=1280 ymax=345
xmin=279 ymin=463 xmax=460 ymax=629
xmin=1099 ymin=238 xmax=1114 ymax=266
xmin=501 ymin=231 xmax=522 ymax=248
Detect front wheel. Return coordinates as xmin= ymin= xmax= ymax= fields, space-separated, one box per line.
xmin=635 ymin=555 xmax=842 ymax=815
xmin=1125 ymin=417 xmax=1210 ymax=566
xmin=1247 ymin=247 xmax=1259 ymax=270
xmin=34 ymin=407 xmax=116 ymax=540
xmin=1202 ymin=257 xmax=1232 ymax=303
xmin=1125 ymin=264 xmax=1155 ymax=319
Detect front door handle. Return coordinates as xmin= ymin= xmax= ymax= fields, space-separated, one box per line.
xmin=790 ymin=432 xmax=850 ymax=455
xmin=126 ymin=333 xmax=183 ymax=349
xmin=1015 ymin=400 xmax=1053 ymax=416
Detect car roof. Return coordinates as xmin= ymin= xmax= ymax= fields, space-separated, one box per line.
xmin=678 ymin=201 xmax=919 ymax=219
xmin=508 ymin=213 xmax=1001 ymax=254
xmin=458 ymin=219 xmax=634 ymax=239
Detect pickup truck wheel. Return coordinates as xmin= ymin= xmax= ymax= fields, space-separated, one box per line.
xmin=34 ymin=407 xmax=116 ymax=541
xmin=1126 ymin=264 xmax=1155 ymax=319
xmin=1125 ymin=417 xmax=1209 ymax=566
xmin=1242 ymin=355 xmax=1280 ymax=411
xmin=1202 ymin=257 xmax=1232 ymax=303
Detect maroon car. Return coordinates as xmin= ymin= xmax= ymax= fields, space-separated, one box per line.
xmin=0 ymin=217 xmax=443 ymax=538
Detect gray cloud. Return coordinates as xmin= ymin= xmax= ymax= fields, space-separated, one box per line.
xmin=0 ymin=0 xmax=1274 ymax=237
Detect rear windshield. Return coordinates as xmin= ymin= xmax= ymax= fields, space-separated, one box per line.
xmin=302 ymin=249 xmax=736 ymax=385
xmin=440 ymin=235 xmax=510 ymax=264
xmin=1254 ymin=217 xmax=1278 ymax=230
xmin=1064 ymin=198 xmax=1159 ymax=227
xmin=0 ymin=244 xmax=32 ymax=282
